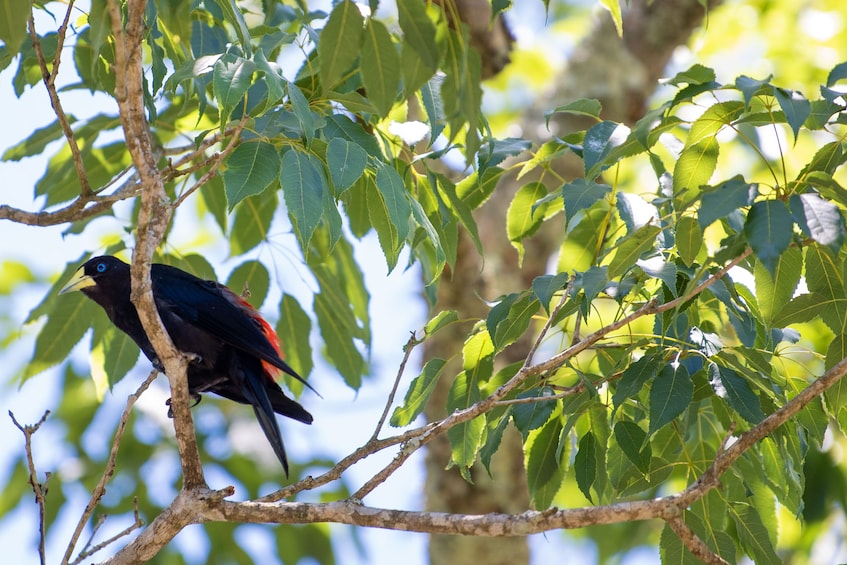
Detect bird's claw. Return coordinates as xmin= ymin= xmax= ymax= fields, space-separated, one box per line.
xmin=165 ymin=394 xmax=203 ymax=418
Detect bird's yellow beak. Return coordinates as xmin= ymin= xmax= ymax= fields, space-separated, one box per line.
xmin=58 ymin=267 xmax=96 ymax=295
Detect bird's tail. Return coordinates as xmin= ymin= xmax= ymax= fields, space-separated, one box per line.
xmin=235 ymin=354 xmax=290 ymax=476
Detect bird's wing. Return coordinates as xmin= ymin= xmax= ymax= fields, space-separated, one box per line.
xmin=150 ymin=264 xmax=316 ymax=392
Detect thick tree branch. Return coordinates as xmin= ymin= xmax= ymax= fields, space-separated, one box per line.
xmin=106 ymin=0 xmax=205 ymax=488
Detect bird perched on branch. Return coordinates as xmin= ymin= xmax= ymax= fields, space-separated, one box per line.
xmin=59 ymin=255 xmax=315 ymax=475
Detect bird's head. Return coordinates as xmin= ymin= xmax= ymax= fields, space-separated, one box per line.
xmin=59 ymin=255 xmax=130 ymax=299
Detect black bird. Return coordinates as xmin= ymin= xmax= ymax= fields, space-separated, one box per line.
xmin=60 ymin=255 xmax=314 ymax=475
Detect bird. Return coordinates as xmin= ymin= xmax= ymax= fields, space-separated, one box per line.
xmin=59 ymin=255 xmax=315 ymax=475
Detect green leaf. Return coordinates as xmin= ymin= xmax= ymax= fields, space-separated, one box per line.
xmin=2 ymin=117 xmax=75 ymax=161
xmin=710 ymin=364 xmax=765 ymax=424
xmin=397 ymin=0 xmax=438 ymax=71
xmin=669 ymin=64 xmax=716 ymax=87
xmin=213 ymin=52 xmax=256 ymax=122
xmin=314 ymin=290 xmax=365 ymax=389
xmin=229 ymin=189 xmax=277 ymax=256
xmin=532 ymin=273 xmax=568 ymax=314
xmin=754 ymin=246 xmax=802 ymax=326
xmin=698 ymin=176 xmax=758 ymax=228
xmin=562 ymin=179 xmax=611 ymax=225
xmin=649 ymin=364 xmax=692 ymax=434
xmin=0 ymin=0 xmax=33 ymax=54
xmin=212 ymin=0 xmax=251 ymax=57
xmin=424 ymin=310 xmax=459 ymax=336
xmin=676 ymin=216 xmax=702 ymax=267
xmin=825 ymin=335 xmax=847 ymax=415
xmin=673 ymin=136 xmax=719 ymax=204
xmin=361 ymin=19 xmax=400 ymax=116
xmin=606 ymin=224 xmax=661 ymax=280
xmin=507 ymin=182 xmax=547 ymax=263
xmin=93 ymin=321 xmax=141 ymax=389
xmin=366 ymin=176 xmax=401 ymax=271
xmin=287 ymin=82 xmax=315 ymax=144
xmin=390 ymin=358 xmax=447 ymax=427
xmin=486 ymin=292 xmax=539 ymax=352
xmin=374 ymin=161 xmax=412 ymax=245
xmin=447 ymin=371 xmax=485 ymax=471
xmin=730 ymin=503 xmax=780 ymax=564
xmin=319 ymin=0 xmax=364 ymax=92
xmin=774 ymin=87 xmax=811 ymax=142
xmin=744 ymin=200 xmax=793 ymax=277
xmin=735 ymin=74 xmax=772 ymax=107
xmin=225 ymin=260 xmax=270 ymax=309
xmin=223 ymin=141 xmax=280 ymax=210
xmin=614 ymin=421 xmax=650 ymax=473
xmin=525 ymin=414 xmax=566 ymax=509
xmin=276 ymin=294 xmax=314 ymax=380
xmin=326 ymin=138 xmax=367 ymax=193
xmin=612 ymin=354 xmax=659 ymax=407
xmin=545 ymin=98 xmax=602 ymax=125
xmin=574 ymin=432 xmax=597 ymax=503
xmin=513 ymin=388 xmax=557 ymax=439
xmin=790 ymin=192 xmax=846 ymax=253
xmin=280 ymin=149 xmax=326 ymax=250
xmin=583 ymin=121 xmax=628 ymax=179
xmin=23 ymin=293 xmax=97 ymax=381
xmin=685 ymin=101 xmax=744 ymax=148
xmin=598 ymin=0 xmax=622 ymax=35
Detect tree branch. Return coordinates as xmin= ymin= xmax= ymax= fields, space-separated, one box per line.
xmin=10 ymin=410 xmax=51 ymax=565
xmin=106 ymin=0 xmax=205 ymax=488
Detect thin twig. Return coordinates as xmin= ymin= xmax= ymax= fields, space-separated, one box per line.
xmin=524 ymin=278 xmax=572 ymax=367
xmin=10 ymin=410 xmax=51 ymax=565
xmin=172 ymin=113 xmax=249 ymax=208
xmin=63 ymin=370 xmax=157 ymax=565
xmin=28 ymin=3 xmax=92 ymax=197
xmin=72 ymin=499 xmax=144 ymax=564
xmin=368 ymin=332 xmax=422 ymax=442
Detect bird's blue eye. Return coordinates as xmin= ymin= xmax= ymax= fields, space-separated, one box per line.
xmin=96 ymin=262 xmax=107 ymax=273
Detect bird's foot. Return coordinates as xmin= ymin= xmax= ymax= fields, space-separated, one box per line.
xmin=165 ymin=394 xmax=203 ymax=418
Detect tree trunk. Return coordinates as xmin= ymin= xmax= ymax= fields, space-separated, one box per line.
xmin=423 ymin=1 xmax=719 ymax=563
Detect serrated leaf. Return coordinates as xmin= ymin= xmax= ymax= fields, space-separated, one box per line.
xmin=698 ymin=175 xmax=758 ymax=228
xmin=744 ymin=200 xmax=793 ymax=277
xmin=730 ymin=503 xmax=780 ymax=564
xmin=532 ymin=273 xmax=568 ymax=314
xmin=327 ymin=138 xmax=367 ymax=193
xmin=606 ymin=224 xmax=661 ymax=280
xmin=226 ymin=260 xmax=270 ymax=309
xmin=280 ymin=149 xmax=326 ymax=250
xmin=574 ymin=431 xmax=597 ymax=503
xmin=614 ymin=421 xmax=650 ymax=473
xmin=314 ymin=290 xmax=365 ymax=389
xmin=526 ymin=415 xmax=566 ymax=509
xmin=0 ymin=0 xmax=32 ymax=54
xmin=447 ymin=371 xmax=485 ymax=470
xmin=513 ymin=388 xmax=557 ymax=439
xmin=23 ymin=293 xmax=97 ymax=381
xmin=390 ymin=358 xmax=447 ymax=427
xmin=676 ymin=216 xmax=702 ymax=267
xmin=584 ymin=121 xmax=629 ymax=179
xmin=424 ymin=310 xmax=459 ymax=336
xmin=397 ymin=0 xmax=438 ymax=70
xmin=710 ymin=364 xmax=765 ymax=424
xmin=735 ymin=74 xmax=772 ymax=107
xmin=774 ymin=88 xmax=811 ymax=142
xmin=685 ymin=101 xmax=744 ymax=148
xmin=361 ymin=18 xmax=400 ymax=116
xmin=375 ymin=161 xmax=412 ymax=244
xmin=545 ymin=98 xmax=602 ymax=125
xmin=276 ymin=294 xmax=314 ymax=380
xmin=214 ymin=0 xmax=251 ymax=57
xmin=562 ymin=179 xmax=611 ymax=225
xmin=223 ymin=141 xmax=280 ymax=210
xmin=754 ymin=246 xmax=801 ymax=325
xmin=98 ymin=322 xmax=141 ymax=388
xmin=486 ymin=292 xmax=538 ymax=351
xmin=229 ymin=190 xmax=276 ymax=255
xmin=213 ymin=52 xmax=256 ymax=122
xmin=673 ymin=136 xmax=719 ymax=204
xmin=790 ymin=192 xmax=846 ymax=253
xmin=648 ymin=364 xmax=692 ymax=434
xmin=287 ymin=82 xmax=315 ymax=144
xmin=613 ymin=354 xmax=659 ymax=407
xmin=319 ymin=0 xmax=364 ymax=92
xmin=507 ymin=182 xmax=547 ymax=262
